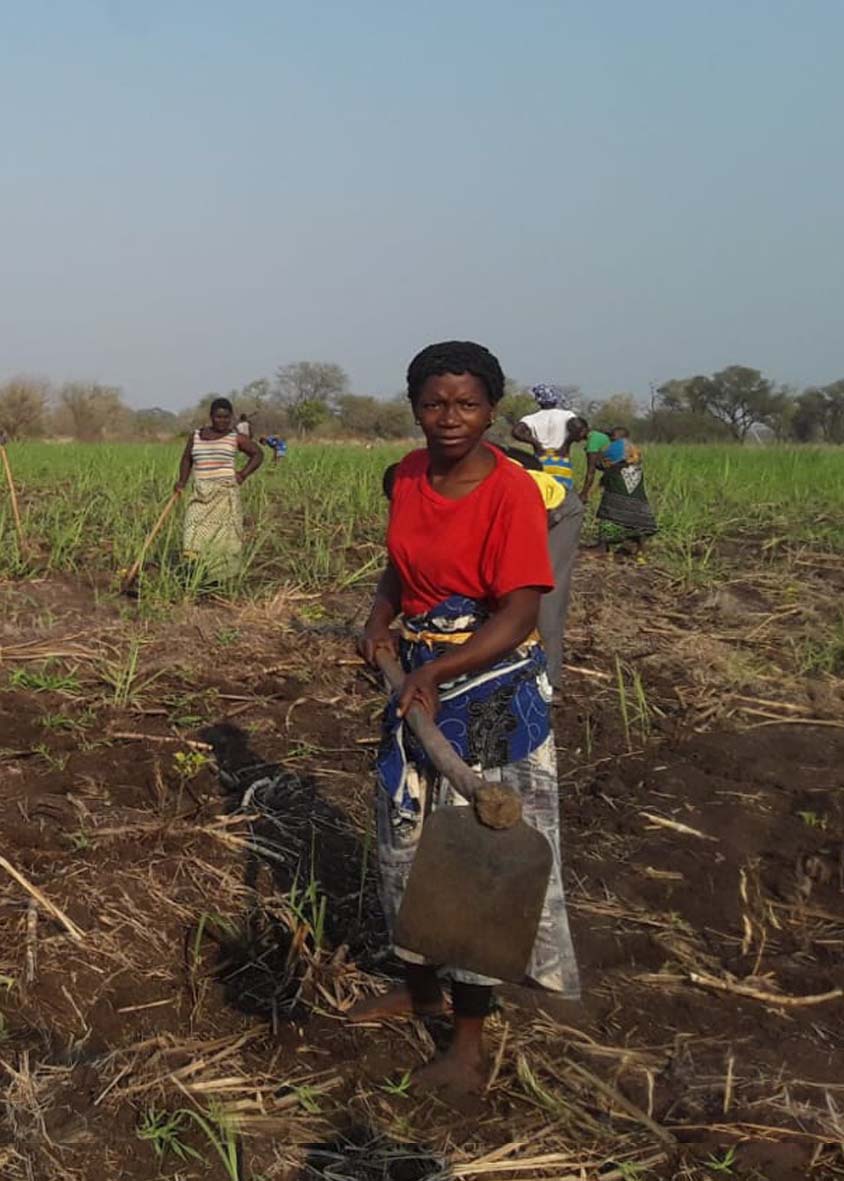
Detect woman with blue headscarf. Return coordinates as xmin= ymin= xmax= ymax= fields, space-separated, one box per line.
xmin=512 ymin=384 xmax=578 ymax=482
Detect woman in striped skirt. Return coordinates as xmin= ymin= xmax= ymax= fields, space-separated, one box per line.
xmin=175 ymin=397 xmax=262 ymax=578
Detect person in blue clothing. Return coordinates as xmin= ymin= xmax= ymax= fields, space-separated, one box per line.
xmin=259 ymin=435 xmax=288 ymax=464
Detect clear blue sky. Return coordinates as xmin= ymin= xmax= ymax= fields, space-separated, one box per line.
xmin=2 ymin=1 xmax=842 ymax=408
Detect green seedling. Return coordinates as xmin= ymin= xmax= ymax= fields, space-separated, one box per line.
xmin=287 ymin=870 xmax=328 ymax=952
xmin=164 ymin=688 xmax=216 ymax=728
xmin=380 ymin=1070 xmax=413 ymax=1098
xmin=98 ymin=638 xmax=164 ymax=708
xmin=291 ymin=1084 xmax=322 ymax=1114
xmin=186 ymin=1103 xmax=240 ymax=1181
xmin=704 ymin=1145 xmax=738 ymax=1174
xmin=10 ymin=665 xmax=80 ymax=695
xmin=286 ymin=740 xmax=321 ymax=761
xmin=297 ymin=602 xmax=326 ymax=623
xmin=615 ymin=656 xmax=632 ymax=753
xmin=286 ymin=828 xmax=329 ymax=950
xmin=65 ymin=829 xmax=92 ymax=852
xmin=614 ymin=1163 xmax=653 ymax=1181
xmin=190 ymin=911 xmax=238 ymax=972
xmin=136 ymin=1107 xmax=202 ymax=1164
xmin=173 ymin=749 xmax=211 ymax=811
xmin=32 ymin=743 xmax=69 ymax=772
xmin=797 ymin=810 xmax=828 ymax=830
xmin=41 ymin=710 xmax=94 ymax=732
xmin=630 ymin=666 xmax=652 ymax=742
xmin=516 ymin=1053 xmax=569 ymax=1118
xmin=174 ymin=750 xmax=211 ymax=779
xmin=137 ymin=1103 xmax=240 ymax=1180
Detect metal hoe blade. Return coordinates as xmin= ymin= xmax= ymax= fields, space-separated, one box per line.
xmin=374 ymin=649 xmax=553 ymax=981
xmin=394 ymin=806 xmax=552 ymax=982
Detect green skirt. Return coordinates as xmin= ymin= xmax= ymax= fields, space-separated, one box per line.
xmin=596 ymin=465 xmax=657 ymax=540
xmin=183 ymin=477 xmax=243 ymax=578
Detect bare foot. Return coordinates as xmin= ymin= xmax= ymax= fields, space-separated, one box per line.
xmin=346 ymin=986 xmax=448 ymax=1024
xmin=413 ymin=1046 xmax=487 ymax=1095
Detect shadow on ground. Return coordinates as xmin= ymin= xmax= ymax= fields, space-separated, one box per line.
xmin=297 ymin=1124 xmax=450 ymax=1181
xmin=199 ymin=722 xmax=387 ymax=1024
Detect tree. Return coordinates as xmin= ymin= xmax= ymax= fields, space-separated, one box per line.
xmin=497 ymin=391 xmax=535 ymax=426
xmin=337 ymin=394 xmax=380 ymax=435
xmin=241 ymin=377 xmax=271 ymax=403
xmin=57 ymin=382 xmax=129 ymax=440
xmin=823 ymin=380 xmax=844 ymax=443
xmin=337 ymin=394 xmax=413 ymax=438
xmin=275 ymin=362 xmax=349 ymax=411
xmin=655 ymin=378 xmax=695 ymax=414
xmin=691 ymin=366 xmax=784 ymax=441
xmin=792 ymin=380 xmax=844 ymax=443
xmin=133 ymin=407 xmax=178 ymax=439
xmin=0 ymin=377 xmax=50 ymax=438
xmin=238 ymin=378 xmax=272 ymax=417
xmin=644 ymin=406 xmax=734 ymax=443
xmin=590 ymin=393 xmax=639 ymax=433
xmin=656 ymin=366 xmax=785 ymax=441
xmin=766 ymin=387 xmax=797 ymax=442
xmin=791 ymin=388 xmax=828 ymax=442
xmin=287 ymin=398 xmax=328 ymax=435
xmin=375 ymin=397 xmax=414 ymax=438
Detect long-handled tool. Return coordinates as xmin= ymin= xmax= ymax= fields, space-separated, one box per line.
xmin=120 ymin=491 xmax=180 ymax=594
xmin=375 ymin=649 xmax=552 ymax=982
xmin=0 ymin=440 xmax=25 ymax=551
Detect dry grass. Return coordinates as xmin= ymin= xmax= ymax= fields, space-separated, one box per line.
xmin=1 ymin=542 xmax=843 ymax=1178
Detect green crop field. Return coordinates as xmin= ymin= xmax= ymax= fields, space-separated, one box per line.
xmin=2 ymin=441 xmax=842 ymax=600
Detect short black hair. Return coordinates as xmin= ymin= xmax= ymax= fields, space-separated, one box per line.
xmin=211 ymin=397 xmax=234 ymax=415
xmin=406 ymin=341 xmax=505 ymax=406
xmin=612 ymin=426 xmax=630 ymax=437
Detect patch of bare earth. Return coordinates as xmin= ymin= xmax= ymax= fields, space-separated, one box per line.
xmin=1 ymin=550 xmax=843 ymax=1180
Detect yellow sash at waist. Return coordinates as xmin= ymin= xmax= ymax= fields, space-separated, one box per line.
xmin=400 ymin=625 xmax=541 ymax=649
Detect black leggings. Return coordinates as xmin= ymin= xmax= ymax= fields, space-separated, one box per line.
xmin=406 ymin=963 xmax=492 ymax=1019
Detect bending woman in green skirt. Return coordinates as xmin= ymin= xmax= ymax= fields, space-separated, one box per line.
xmin=175 ymin=397 xmax=262 ymax=578
xmin=583 ymin=427 xmax=657 ymax=562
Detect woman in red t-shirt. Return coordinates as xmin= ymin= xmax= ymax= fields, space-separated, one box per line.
xmin=350 ymin=342 xmax=580 ymax=1094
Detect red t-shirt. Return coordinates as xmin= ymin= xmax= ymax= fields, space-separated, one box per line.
xmin=387 ymin=444 xmax=554 ymax=617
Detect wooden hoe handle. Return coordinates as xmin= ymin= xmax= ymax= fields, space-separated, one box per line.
xmin=121 ymin=491 xmax=180 ymax=591
xmin=374 ymin=648 xmax=488 ymax=808
xmin=0 ymin=444 xmax=24 ymax=549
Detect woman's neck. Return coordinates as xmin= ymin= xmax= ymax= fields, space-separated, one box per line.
xmin=427 ymin=441 xmax=496 ymax=499
xmin=428 ymin=440 xmax=492 ymax=478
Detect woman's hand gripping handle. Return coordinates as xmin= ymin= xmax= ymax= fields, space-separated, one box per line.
xmin=372 ymin=648 xmax=522 ymax=830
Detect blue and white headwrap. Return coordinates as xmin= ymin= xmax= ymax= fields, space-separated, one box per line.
xmin=531 ymin=383 xmax=570 ymax=410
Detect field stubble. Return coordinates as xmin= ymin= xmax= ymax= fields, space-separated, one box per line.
xmin=0 ymin=441 xmax=843 ymax=1180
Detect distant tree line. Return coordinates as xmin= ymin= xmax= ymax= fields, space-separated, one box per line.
xmin=1 ymin=361 xmax=842 ymax=444
xmin=498 ymin=366 xmax=844 ymax=446
xmin=0 ymin=363 xmax=415 ymax=442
